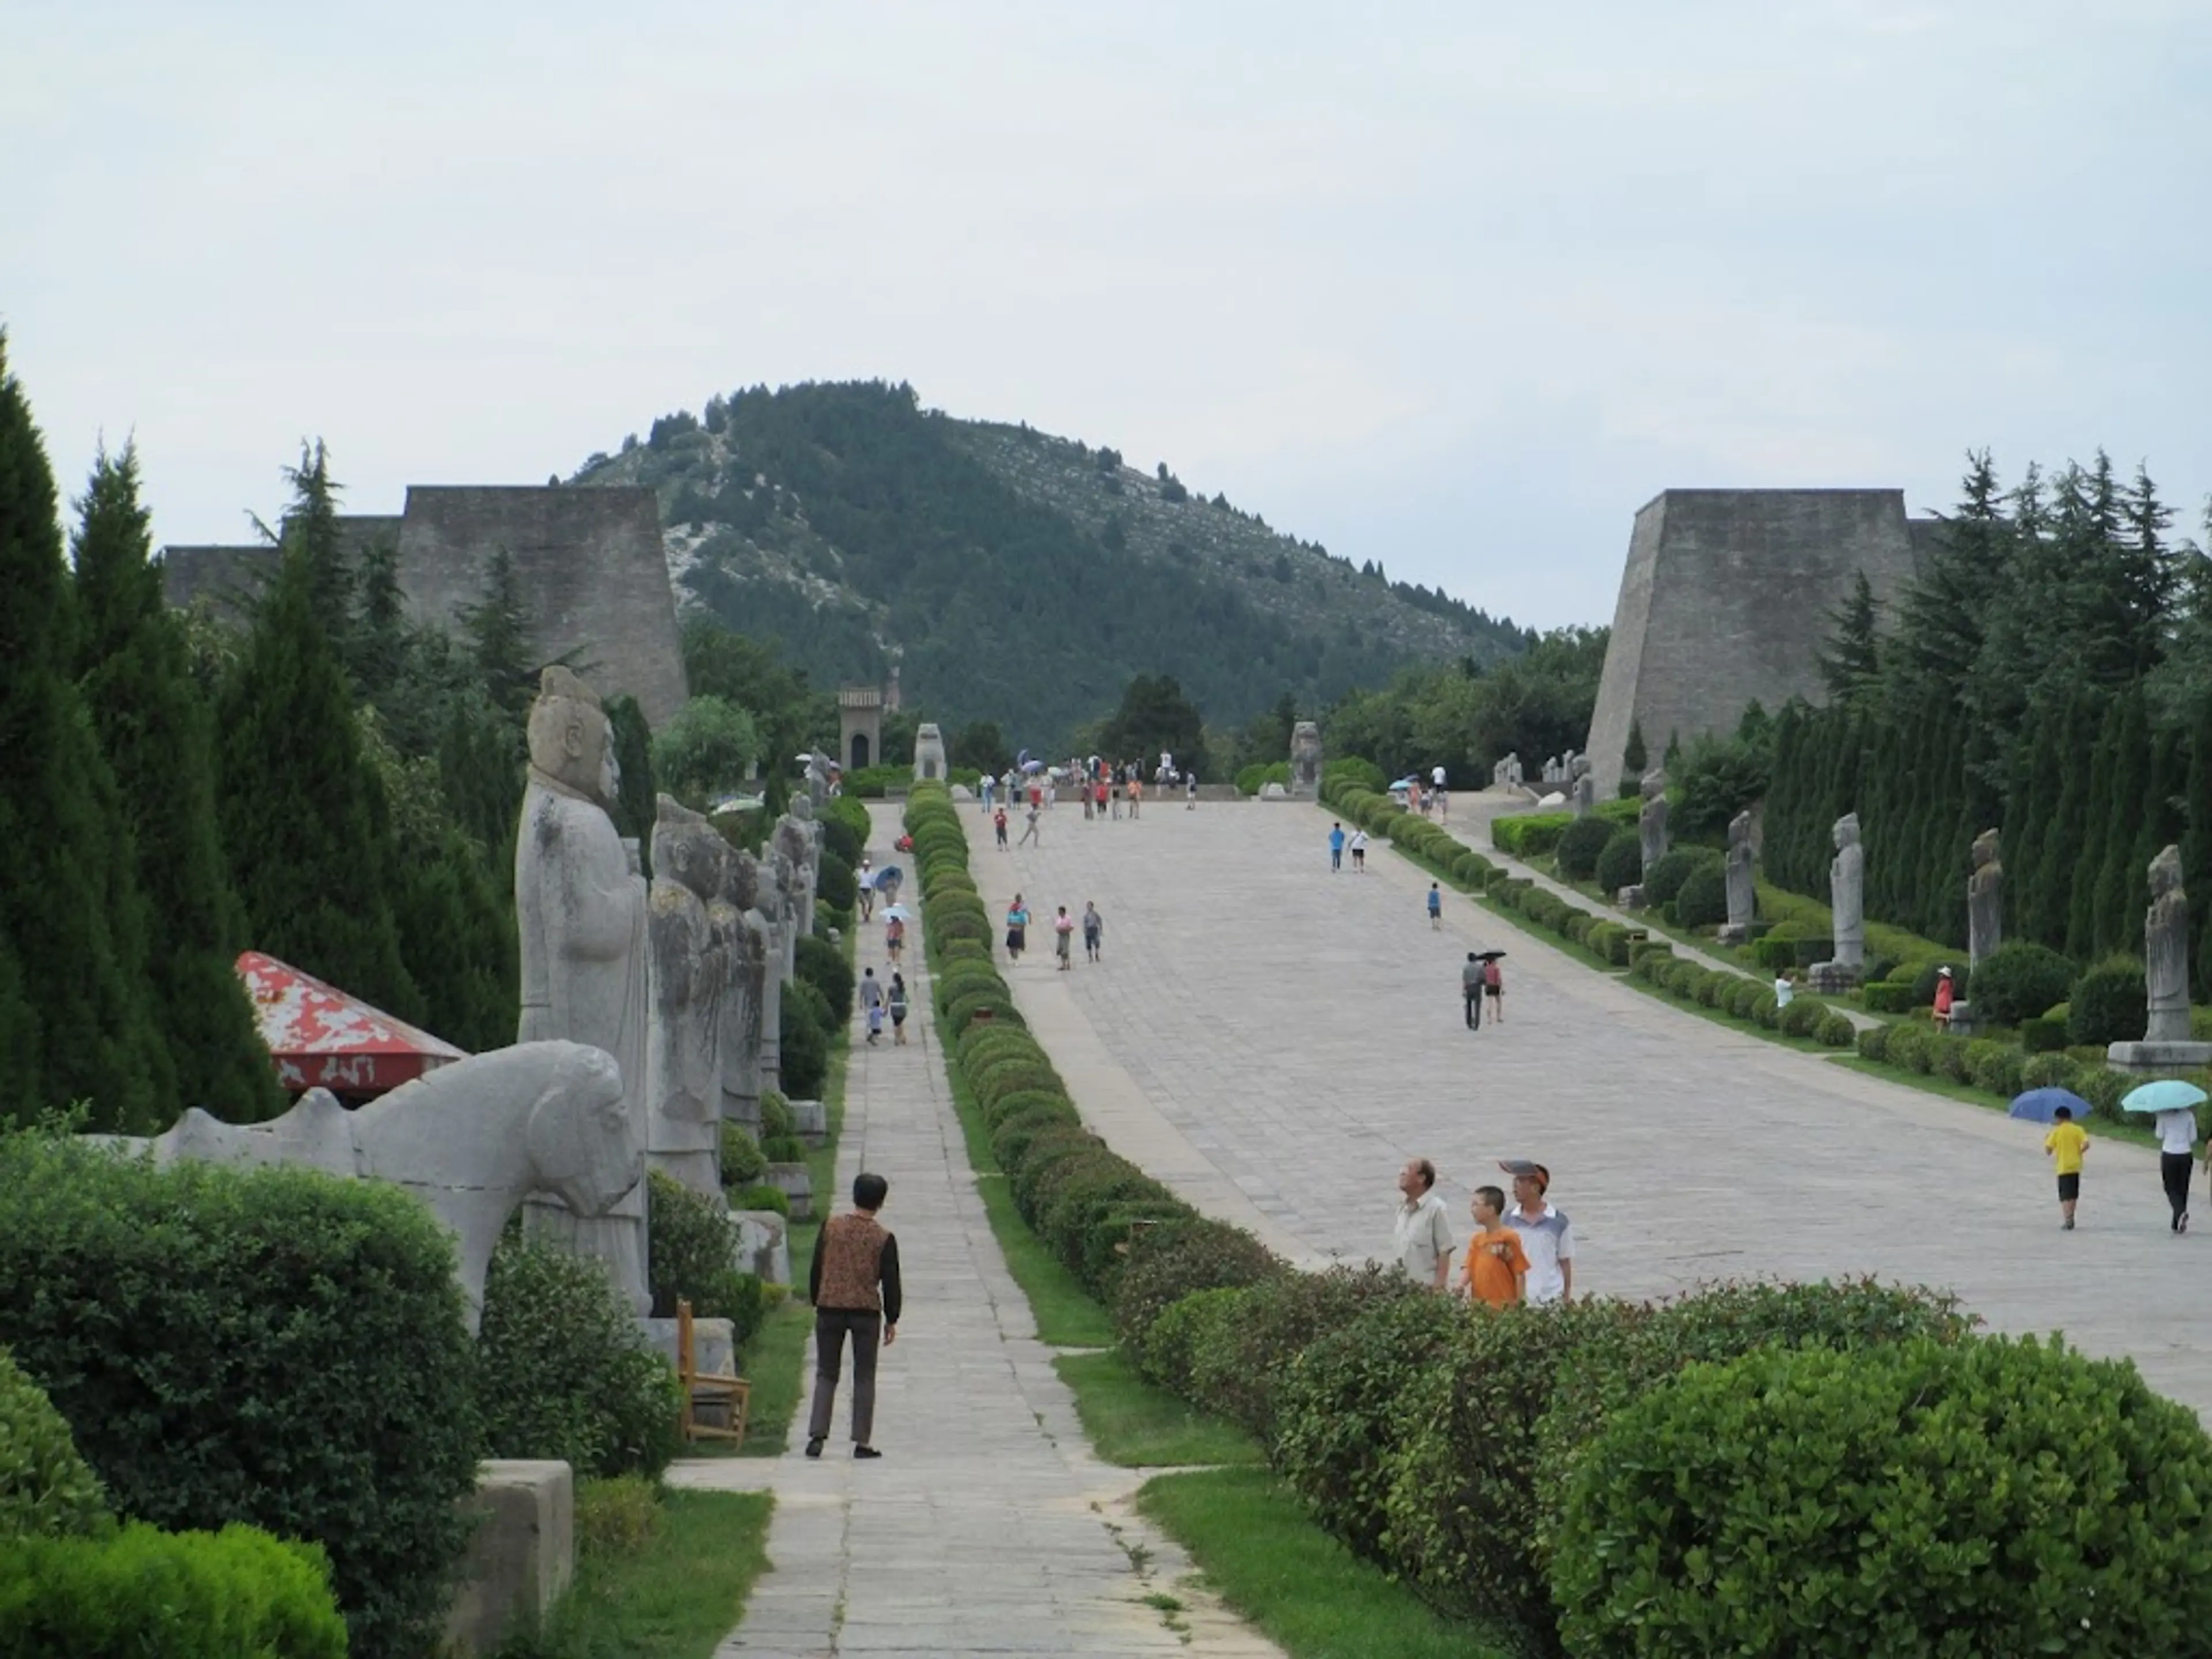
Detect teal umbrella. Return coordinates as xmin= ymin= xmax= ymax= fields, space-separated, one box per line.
xmin=2122 ymin=1079 xmax=2209 ymax=1114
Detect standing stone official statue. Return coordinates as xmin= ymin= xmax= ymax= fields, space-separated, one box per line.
xmin=1967 ymin=829 xmax=2004 ymax=969
xmin=1573 ymin=773 xmax=1595 ymax=819
xmin=715 ymin=849 xmax=771 ymax=1134
xmin=1828 ymin=813 xmax=1865 ymax=972
xmin=1638 ymin=770 xmax=1670 ymax=876
xmin=2146 ymin=845 xmax=2192 ymax=1043
xmin=516 ymin=665 xmax=652 ymax=1311
xmin=1290 ymin=722 xmax=1323 ymax=798
xmin=774 ymin=815 xmax=818 ymax=940
xmin=645 ymin=797 xmax=732 ymax=1199
xmin=1722 ymin=809 xmax=1756 ymax=938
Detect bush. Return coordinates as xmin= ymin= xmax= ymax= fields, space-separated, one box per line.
xmin=1751 ymin=990 xmax=1780 ymax=1028
xmin=2069 ymin=955 xmax=2148 ymax=1046
xmin=780 ymin=979 xmax=833 ymax=1098
xmin=728 ymin=1181 xmax=790 ymax=1218
xmin=1109 ymin=1219 xmax=1285 ymax=1351
xmin=0 ymin=1520 xmax=347 ymax=1658
xmin=1553 ymin=815 xmax=1615 ymax=880
xmin=2080 ymin=1065 xmax=2132 ymax=1124
xmin=1641 ymin=846 xmax=1719 ymax=907
xmin=719 ymin=1123 xmax=766 ymax=1185
xmin=575 ymin=1473 xmax=663 ymax=1559
xmin=1861 ymin=979 xmax=1914 ymax=1013
xmin=1323 ymin=756 xmax=1386 ymax=793
xmin=477 ymin=1229 xmax=684 ymax=1482
xmin=1968 ymin=941 xmax=2077 ymax=1027
xmin=646 ymin=1172 xmax=766 ymax=1339
xmin=1273 ymin=1291 xmax=1469 ymax=1560
xmin=2022 ymin=1013 xmax=2070 ymax=1052
xmin=1855 ymin=1022 xmax=1889 ymax=1061
xmin=0 ymin=1134 xmax=479 ymax=1659
xmin=1930 ymin=1033 xmax=1973 ymax=1082
xmin=1183 ymin=1264 xmax=1420 ymax=1444
xmin=816 ymin=849 xmax=858 ymax=914
xmin=1675 ymin=862 xmax=1728 ymax=929
xmin=760 ymin=1133 xmax=806 ymax=1163
xmin=1493 ymin=812 xmax=1574 ymax=858
xmin=1817 ymin=1010 xmax=1855 ymax=1047
xmin=794 ymin=933 xmax=855 ymax=1025
xmin=1968 ymin=1040 xmax=2025 ymax=1097
xmin=0 ymin=1348 xmax=110 ymax=1541
xmin=1778 ymin=995 xmax=1826 ymax=1038
xmin=1594 ymin=828 xmax=1642 ymax=895
xmin=2019 ymin=1051 xmax=2082 ymax=1092
xmin=759 ymin=1089 xmax=795 ymax=1142
xmin=1791 ymin=936 xmax=1835 ymax=967
xmin=1884 ymin=1023 xmax=1928 ymax=1072
xmin=1753 ymin=935 xmax=1797 ymax=972
xmin=1552 ymin=1335 xmax=2212 ymax=1658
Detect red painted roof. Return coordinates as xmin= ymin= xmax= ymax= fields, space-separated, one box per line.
xmin=237 ymin=950 xmax=468 ymax=1097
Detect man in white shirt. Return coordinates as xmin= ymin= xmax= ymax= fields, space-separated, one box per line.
xmin=2156 ymin=1107 xmax=2197 ymax=1233
xmin=1392 ymin=1157 xmax=1453 ymax=1290
xmin=1499 ymin=1160 xmax=1574 ymax=1304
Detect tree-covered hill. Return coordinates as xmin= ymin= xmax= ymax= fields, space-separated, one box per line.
xmin=570 ymin=380 xmax=1527 ymax=748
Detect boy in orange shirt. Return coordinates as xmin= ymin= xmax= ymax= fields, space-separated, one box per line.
xmin=1460 ymin=1185 xmax=1529 ymax=1308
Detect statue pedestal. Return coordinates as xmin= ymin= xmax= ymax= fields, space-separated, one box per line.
xmin=764 ymin=1161 xmax=813 ymax=1221
xmin=1944 ymin=1001 xmax=1980 ymax=1039
xmin=1807 ymin=960 xmax=1862 ymax=994
xmin=2106 ymin=1040 xmax=2212 ymax=1074
xmin=789 ymin=1099 xmax=828 ymax=1147
xmin=1717 ymin=924 xmax=1750 ymax=946
xmin=1615 ymin=885 xmax=1646 ymax=910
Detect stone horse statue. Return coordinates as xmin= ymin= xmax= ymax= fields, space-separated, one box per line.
xmin=97 ymin=1041 xmax=640 ymax=1333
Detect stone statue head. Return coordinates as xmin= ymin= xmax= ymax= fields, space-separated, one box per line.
xmin=1834 ymin=812 xmax=1861 ymax=849
xmin=1971 ymin=828 xmax=2001 ymax=870
xmin=719 ymin=847 xmax=762 ymax=912
xmin=527 ymin=665 xmax=618 ymax=806
xmin=1641 ymin=768 xmax=1666 ymax=801
xmin=1729 ymin=809 xmax=1752 ymax=847
xmin=2152 ymin=843 xmax=2184 ymax=900
xmin=653 ymin=794 xmax=726 ymax=902
xmin=524 ymin=1043 xmax=640 ymax=1218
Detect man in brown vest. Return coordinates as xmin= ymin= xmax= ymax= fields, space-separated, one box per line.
xmin=805 ymin=1172 xmax=903 ymax=1459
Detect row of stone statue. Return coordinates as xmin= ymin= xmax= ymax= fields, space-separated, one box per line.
xmin=517 ymin=665 xmax=827 ymax=1312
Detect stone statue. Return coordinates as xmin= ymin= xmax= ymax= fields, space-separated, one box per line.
xmin=756 ymin=851 xmax=799 ymax=1086
xmin=912 ymin=723 xmax=947 ymax=783
xmin=715 ymin=849 xmax=770 ymax=1134
xmin=1569 ymin=752 xmax=1590 ymax=782
xmin=1967 ymin=828 xmax=2003 ymax=969
xmin=805 ymin=751 xmax=831 ymax=810
xmin=1290 ymin=722 xmax=1323 ymax=797
xmin=1573 ymin=774 xmax=1595 ymax=819
xmin=1725 ymin=810 xmax=1755 ymax=931
xmin=645 ymin=797 xmax=732 ymax=1198
xmin=2147 ymin=844 xmax=2191 ymax=1042
xmin=516 ymin=665 xmax=652 ymax=1312
xmin=101 ymin=1042 xmax=638 ymax=1334
xmin=774 ymin=815 xmax=819 ymax=939
xmin=1830 ymin=813 xmax=1865 ymax=971
xmin=1638 ymin=769 xmax=1670 ymax=876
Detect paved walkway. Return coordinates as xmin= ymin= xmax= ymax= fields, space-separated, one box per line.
xmin=969 ymin=794 xmax=2212 ymax=1418
xmin=671 ymin=806 xmax=1283 ymax=1659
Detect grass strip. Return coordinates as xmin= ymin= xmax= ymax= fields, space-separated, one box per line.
xmin=514 ymin=1488 xmax=773 ymax=1658
xmin=1054 ymin=1349 xmax=1263 ymax=1468
xmin=1136 ymin=1468 xmax=1510 ymax=1659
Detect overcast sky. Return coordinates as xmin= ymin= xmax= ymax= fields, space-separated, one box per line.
xmin=5 ymin=1 xmax=2206 ymax=631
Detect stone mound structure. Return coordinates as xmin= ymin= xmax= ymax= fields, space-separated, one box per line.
xmin=159 ymin=485 xmax=688 ymax=727
xmin=1584 ymin=488 xmax=1930 ymax=798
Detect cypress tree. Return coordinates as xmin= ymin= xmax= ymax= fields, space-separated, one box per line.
xmin=457 ymin=546 xmax=537 ymax=718
xmin=0 ymin=337 xmax=170 ymax=1130
xmin=2066 ymin=698 xmax=2124 ymax=961
xmin=2003 ymin=721 xmax=2055 ymax=946
xmin=71 ymin=445 xmax=283 ymax=1122
xmin=2185 ymin=702 xmax=2212 ymax=999
xmin=2090 ymin=687 xmax=2150 ymax=957
xmin=1621 ymin=717 xmax=1647 ymax=780
xmin=393 ymin=827 xmax=516 ymax=1053
xmin=435 ymin=690 xmax=524 ymax=862
xmin=2029 ymin=692 xmax=2098 ymax=950
xmin=218 ymin=544 xmax=423 ymax=1023
xmin=606 ymin=694 xmax=657 ymax=863
xmin=0 ymin=928 xmax=41 ymax=1118
xmin=282 ymin=441 xmax=355 ymax=675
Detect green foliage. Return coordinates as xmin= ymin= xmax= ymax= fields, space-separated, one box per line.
xmin=1326 ymin=629 xmax=1605 ymax=786
xmin=779 ymin=980 xmax=833 ymax=1098
xmin=719 ymin=1123 xmax=767 ymax=1185
xmin=477 ymin=1228 xmax=684 ymax=1480
xmin=1673 ymin=861 xmax=1728 ymax=927
xmin=2022 ymin=1013 xmax=2071 ymax=1052
xmin=1671 ymin=728 xmax=1770 ymax=841
xmin=1109 ymin=1218 xmax=1283 ymax=1351
xmin=1593 ymin=828 xmax=1641 ymax=894
xmin=817 ymin=847 xmax=858 ymax=914
xmin=0 ymin=1348 xmax=111 ymax=1541
xmin=1180 ymin=1266 xmax=1421 ymax=1446
xmin=574 ymin=1472 xmax=664 ymax=1559
xmin=796 ymin=933 xmax=855 ymax=1025
xmin=1323 ymin=756 xmax=1387 ymax=794
xmin=2070 ymin=955 xmax=2149 ymax=1046
xmin=646 ymin=1172 xmax=767 ymax=1339
xmin=1641 ymin=846 xmax=1719 ymax=907
xmin=650 ymin=695 xmax=763 ymax=804
xmin=0 ymin=1520 xmax=347 ymax=1658
xmin=604 ymin=693 xmax=658 ymax=865
xmin=1099 ymin=673 xmax=1211 ymax=777
xmin=1968 ymin=940 xmax=2078 ymax=1025
xmin=728 ymin=1181 xmax=790 ymax=1218
xmin=1552 ymin=1336 xmax=2212 ymax=1658
xmin=759 ymin=1089 xmax=796 ymax=1142
xmin=0 ymin=1132 xmax=478 ymax=1659
xmin=1553 ymin=815 xmax=1615 ymax=880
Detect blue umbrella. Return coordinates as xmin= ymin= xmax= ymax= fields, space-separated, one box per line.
xmin=2123 ymin=1078 xmax=2210 ymax=1114
xmin=2008 ymin=1087 xmax=2091 ymax=1124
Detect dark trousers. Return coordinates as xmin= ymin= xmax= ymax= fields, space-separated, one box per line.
xmin=2163 ymin=1152 xmax=2194 ymax=1226
xmin=1464 ymin=991 xmax=1482 ymax=1029
xmin=808 ymin=1308 xmax=882 ymax=1444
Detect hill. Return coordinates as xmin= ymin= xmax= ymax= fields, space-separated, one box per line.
xmin=570 ymin=380 xmax=1527 ymax=748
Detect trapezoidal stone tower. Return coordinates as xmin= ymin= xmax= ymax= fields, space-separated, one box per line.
xmin=1583 ymin=489 xmax=1927 ymax=799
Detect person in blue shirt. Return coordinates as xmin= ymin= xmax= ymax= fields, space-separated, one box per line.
xmin=1427 ymin=883 xmax=1443 ymax=929
xmin=1328 ymin=821 xmax=1346 ymax=872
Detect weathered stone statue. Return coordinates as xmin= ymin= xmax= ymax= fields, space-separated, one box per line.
xmin=1569 ymin=752 xmax=1590 ymax=782
xmin=516 ymin=665 xmax=652 ymax=1312
xmin=103 ymin=1042 xmax=639 ymax=1334
xmin=1967 ymin=828 xmax=2003 ymax=969
xmin=806 ymin=751 xmax=831 ymax=811
xmin=645 ymin=797 xmax=732 ymax=1198
xmin=912 ymin=723 xmax=947 ymax=782
xmin=1829 ymin=813 xmax=1865 ymax=971
xmin=2147 ymin=844 xmax=2192 ymax=1043
xmin=1724 ymin=809 xmax=1755 ymax=934
xmin=715 ymin=849 xmax=770 ymax=1134
xmin=1573 ymin=773 xmax=1595 ymax=819
xmin=756 ymin=851 xmax=799 ymax=1086
xmin=773 ymin=815 xmax=819 ymax=939
xmin=1638 ymin=769 xmax=1670 ymax=876
xmin=1290 ymin=722 xmax=1323 ymax=798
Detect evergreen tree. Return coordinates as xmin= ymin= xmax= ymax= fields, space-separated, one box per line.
xmin=457 ymin=546 xmax=537 ymax=717
xmin=605 ymin=694 xmax=657 ymax=867
xmin=0 ymin=929 xmax=41 ymax=1116
xmin=0 ymin=336 xmax=171 ymax=1130
xmin=2029 ymin=692 xmax=2100 ymax=950
xmin=2066 ymin=698 xmax=2124 ymax=961
xmin=1817 ymin=571 xmax=1884 ymax=709
xmin=71 ymin=445 xmax=283 ymax=1122
xmin=1622 ymin=717 xmax=1647 ymax=779
xmin=279 ymin=441 xmax=355 ymax=675
xmin=392 ymin=827 xmax=516 ymax=1052
xmin=218 ymin=543 xmax=423 ymax=1023
xmin=2090 ymin=686 xmax=2150 ymax=957
xmin=2186 ymin=702 xmax=2212 ymax=999
xmin=353 ymin=532 xmax=409 ymax=699
xmin=435 ymin=689 xmax=525 ymax=865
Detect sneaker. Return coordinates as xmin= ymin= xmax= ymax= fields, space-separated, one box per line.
xmin=854 ymin=1445 xmax=882 ymax=1460
xmin=804 ymin=1437 xmax=824 ymax=1459
xmin=2062 ymin=1217 xmax=2074 ymax=1230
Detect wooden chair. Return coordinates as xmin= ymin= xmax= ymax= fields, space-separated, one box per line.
xmin=677 ymin=1298 xmax=750 ymax=1446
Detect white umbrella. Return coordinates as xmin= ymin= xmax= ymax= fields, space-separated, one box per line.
xmin=881 ymin=904 xmax=912 ymax=922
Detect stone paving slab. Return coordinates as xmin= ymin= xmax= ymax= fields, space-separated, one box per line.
xmin=671 ymin=806 xmax=1283 ymax=1659
xmin=969 ymin=793 xmax=2212 ymax=1418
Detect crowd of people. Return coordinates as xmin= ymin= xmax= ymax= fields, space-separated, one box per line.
xmin=980 ymin=753 xmax=1202 ymax=835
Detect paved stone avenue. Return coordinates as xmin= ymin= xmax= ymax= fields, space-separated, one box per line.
xmin=672 ymin=808 xmax=1283 ymax=1659
xmin=969 ymin=791 xmax=2212 ymax=1418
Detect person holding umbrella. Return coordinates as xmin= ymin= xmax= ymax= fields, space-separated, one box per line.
xmin=2123 ymin=1080 xmax=2207 ymax=1233
xmin=884 ymin=906 xmax=908 ymax=965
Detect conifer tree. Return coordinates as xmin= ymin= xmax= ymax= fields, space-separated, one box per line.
xmin=435 ymin=689 xmax=525 ymax=861
xmin=353 ymin=532 xmax=409 ymax=699
xmin=2185 ymin=704 xmax=2212 ymax=998
xmin=605 ymin=694 xmax=657 ymax=868
xmin=457 ymin=546 xmax=537 ymax=717
xmin=218 ymin=543 xmax=424 ymax=1023
xmin=1622 ymin=717 xmax=1647 ymax=780
xmin=2028 ymin=691 xmax=2099 ymax=952
xmin=71 ymin=445 xmax=283 ymax=1121
xmin=0 ymin=336 xmax=171 ymax=1130
xmin=280 ymin=441 xmax=355 ymax=675
xmin=1817 ymin=572 xmax=1884 ymax=709
xmin=2090 ymin=686 xmax=2150 ymax=957
xmin=2066 ymin=699 xmax=2124 ymax=961
xmin=0 ymin=930 xmax=40 ymax=1116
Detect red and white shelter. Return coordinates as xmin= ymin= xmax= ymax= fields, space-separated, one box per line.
xmin=237 ymin=950 xmax=467 ymax=1099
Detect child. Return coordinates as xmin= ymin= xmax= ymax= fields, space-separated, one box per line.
xmin=1427 ymin=883 xmax=1442 ymax=930
xmin=2045 ymin=1104 xmax=2089 ymax=1230
xmin=994 ymin=806 xmax=1009 ymax=851
xmin=1483 ymin=956 xmax=1504 ymax=1024
xmin=885 ymin=914 xmax=906 ymax=964
xmin=859 ymin=968 xmax=885 ymax=1046
xmin=1460 ymin=1186 xmax=1529 ymax=1308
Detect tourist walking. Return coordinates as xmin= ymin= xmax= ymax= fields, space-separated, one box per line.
xmin=1459 ymin=1186 xmax=1528 ymax=1307
xmin=1483 ymin=956 xmax=1504 ymax=1024
xmin=859 ymin=968 xmax=885 ymax=1046
xmin=2157 ymin=1105 xmax=2196 ymax=1232
xmin=1082 ymin=902 xmax=1104 ymax=962
xmin=1391 ymin=1157 xmax=1453 ymax=1290
xmin=1462 ymin=952 xmax=1484 ymax=1029
xmin=1094 ymin=777 xmax=1109 ymax=819
xmin=994 ymin=807 xmax=1009 ymax=851
xmin=1127 ymin=776 xmax=1142 ymax=819
xmin=1499 ymin=1161 xmax=1573 ymax=1304
xmin=979 ymin=775 xmax=994 ymax=814
xmin=1185 ymin=772 xmax=1198 ymax=810
xmin=1329 ymin=821 xmax=1345 ymax=872
xmin=1018 ymin=803 xmax=1041 ymax=847
xmin=887 ymin=971 xmax=910 ymax=1046
xmin=1349 ymin=827 xmax=1368 ymax=871
xmin=1427 ymin=882 xmax=1442 ymax=929
xmin=806 ymin=1172 xmax=902 ymax=1460
xmin=857 ymin=857 xmax=876 ymax=922
xmin=1433 ymin=764 xmax=1449 ymax=821
xmin=1054 ymin=906 xmax=1075 ymax=970
xmin=2044 ymin=1104 xmax=2088 ymax=1229
xmin=884 ymin=912 xmax=906 ymax=965
xmin=1005 ymin=896 xmax=1031 ymax=963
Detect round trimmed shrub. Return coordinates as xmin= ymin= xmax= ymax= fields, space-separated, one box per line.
xmin=1931 ymin=1034 xmax=1973 ymax=1083
xmin=1140 ymin=1286 xmax=1244 ymax=1398
xmin=780 ymin=979 xmax=832 ymax=1098
xmin=1109 ymin=1219 xmax=1285 ymax=1350
xmin=1778 ymin=995 xmax=1825 ymax=1038
xmin=719 ymin=1124 xmax=766 ymax=1187
xmin=1594 ymin=828 xmax=1642 ymax=895
xmin=645 ymin=1171 xmax=766 ymax=1339
xmin=1968 ymin=941 xmax=2077 ymax=1027
xmin=1552 ymin=1335 xmax=2212 ymax=1657
xmin=816 ymin=849 xmax=858 ymax=913
xmin=1884 ymin=1023 xmax=1928 ymax=1071
xmin=2020 ymin=1051 xmax=2082 ymax=1092
xmin=0 ymin=1349 xmax=109 ymax=1541
xmin=1642 ymin=846 xmax=1719 ymax=907
xmin=728 ymin=1182 xmax=789 ymax=1218
xmin=794 ymin=933 xmax=854 ymax=1025
xmin=2069 ymin=955 xmax=2149 ymax=1046
xmin=1751 ymin=990 xmax=1780 ymax=1028
xmin=1817 ymin=1011 xmax=1855 ymax=1047
xmin=1674 ymin=862 xmax=1728 ymax=928
xmin=1555 ymin=815 xmax=1616 ymax=881
xmin=1726 ymin=978 xmax=1763 ymax=1018
xmin=946 ymin=988 xmax=1023 ymax=1035
xmin=1968 ymin=1040 xmax=2024 ymax=1096
xmin=1183 ymin=1264 xmax=1420 ymax=1443
xmin=1857 ymin=1023 xmax=1890 ymax=1062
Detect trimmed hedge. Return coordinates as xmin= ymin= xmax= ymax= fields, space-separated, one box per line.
xmin=1593 ymin=828 xmax=1642 ymax=895
xmin=1968 ymin=941 xmax=2077 ymax=1027
xmin=2069 ymin=956 xmax=2148 ymax=1047
xmin=1554 ymin=815 xmax=1616 ymax=880
xmin=0 ymin=1347 xmax=109 ymax=1542
xmin=646 ymin=1171 xmax=767 ymax=1338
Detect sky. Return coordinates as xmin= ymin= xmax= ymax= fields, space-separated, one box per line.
xmin=5 ymin=1 xmax=2207 ymax=633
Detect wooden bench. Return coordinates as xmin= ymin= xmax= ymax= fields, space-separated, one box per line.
xmin=677 ymin=1298 xmax=750 ymax=1447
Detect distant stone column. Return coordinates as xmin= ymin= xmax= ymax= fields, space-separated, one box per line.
xmin=1573 ymin=774 xmax=1594 ymax=819
xmin=1967 ymin=829 xmax=2003 ymax=969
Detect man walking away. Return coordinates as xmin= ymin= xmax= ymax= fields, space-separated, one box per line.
xmin=1082 ymin=902 xmax=1104 ymax=963
xmin=806 ymin=1172 xmax=902 ymax=1459
xmin=1349 ymin=827 xmax=1368 ymax=871
xmin=1427 ymin=882 xmax=1442 ymax=929
xmin=859 ymin=968 xmax=885 ymax=1045
xmin=1462 ymin=952 xmax=1484 ymax=1029
xmin=1329 ymin=821 xmax=1345 ymax=872
xmin=1392 ymin=1158 xmax=1453 ymax=1291
xmin=1499 ymin=1161 xmax=1573 ymax=1304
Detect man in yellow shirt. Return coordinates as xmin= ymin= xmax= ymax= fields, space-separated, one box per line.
xmin=2044 ymin=1105 xmax=2089 ymax=1231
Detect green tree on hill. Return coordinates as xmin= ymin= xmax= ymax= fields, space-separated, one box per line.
xmin=71 ymin=444 xmax=283 ymax=1122
xmin=1099 ymin=674 xmax=1209 ymax=775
